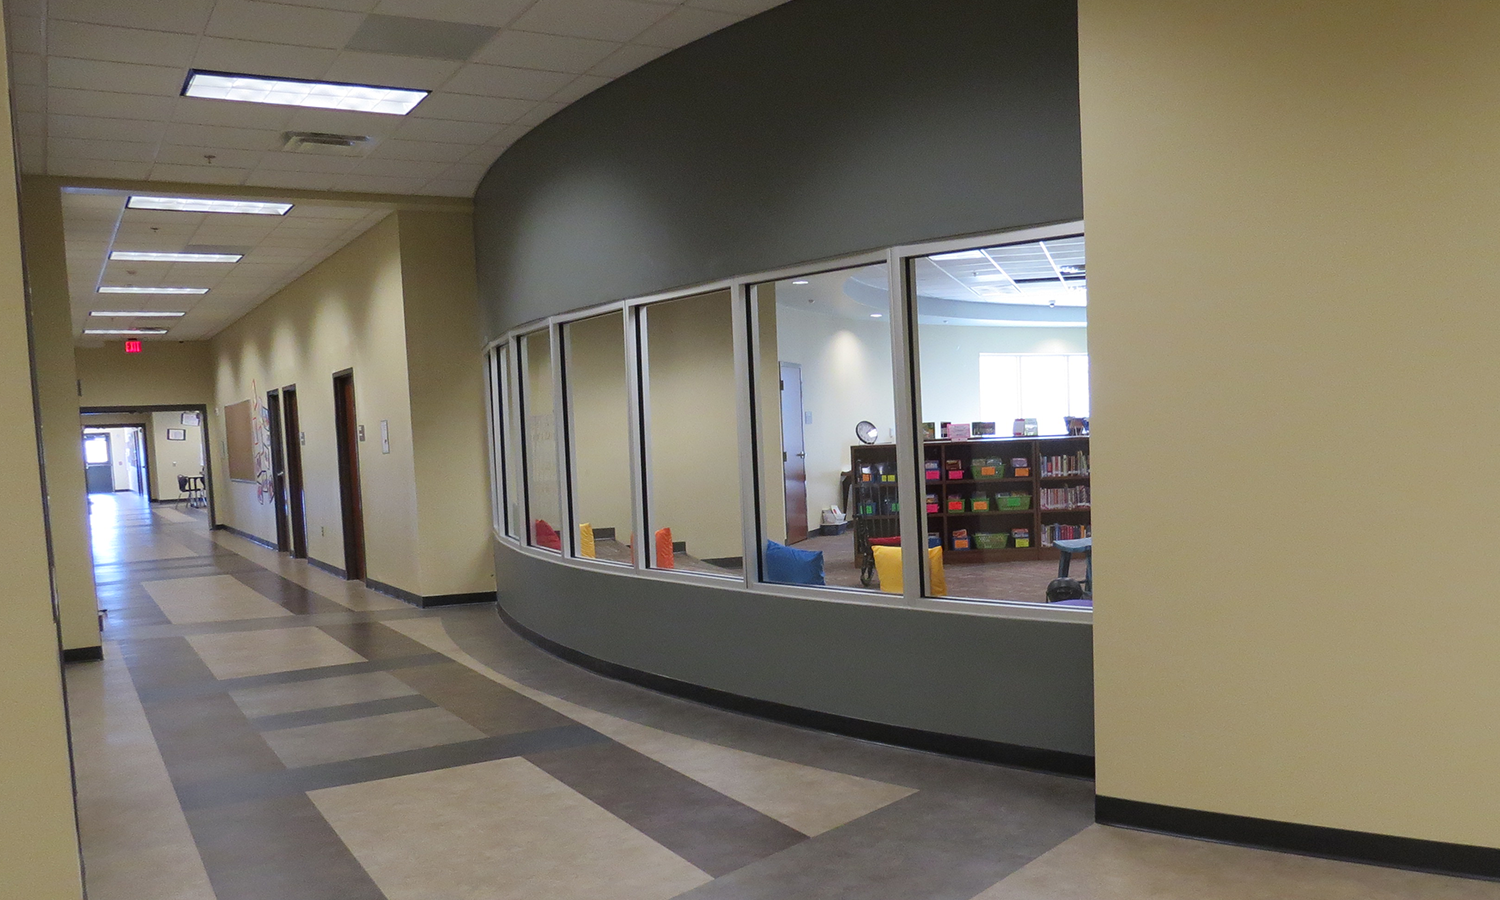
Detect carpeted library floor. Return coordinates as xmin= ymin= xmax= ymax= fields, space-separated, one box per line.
xmin=68 ymin=492 xmax=1496 ymax=900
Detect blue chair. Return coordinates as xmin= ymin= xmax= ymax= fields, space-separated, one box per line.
xmin=1055 ymin=537 xmax=1092 ymax=596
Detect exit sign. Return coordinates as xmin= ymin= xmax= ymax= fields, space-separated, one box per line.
xmin=124 ymin=339 xmax=142 ymax=354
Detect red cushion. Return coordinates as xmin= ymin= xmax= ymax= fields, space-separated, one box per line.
xmin=533 ymin=519 xmax=562 ymax=551
xmin=868 ymin=537 xmax=902 ymax=547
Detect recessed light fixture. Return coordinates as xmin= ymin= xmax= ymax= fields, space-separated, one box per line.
xmin=931 ymin=250 xmax=986 ymax=261
xmin=83 ymin=328 xmax=169 ymax=335
xmin=128 ymin=196 xmax=293 ymax=215
xmin=870 ymin=313 xmax=883 ymax=318
xmin=98 ymin=286 xmax=209 ymax=295
xmin=110 ymin=251 xmax=243 ymax=263
xmin=183 ymin=69 xmax=428 ymax=115
xmin=90 ymin=310 xmax=187 ymax=318
xmin=791 ymin=279 xmax=810 ymax=285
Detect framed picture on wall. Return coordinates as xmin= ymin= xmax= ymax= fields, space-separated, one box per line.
xmin=181 ymin=412 xmax=201 ymax=426
xmin=167 ymin=428 xmax=186 ymax=441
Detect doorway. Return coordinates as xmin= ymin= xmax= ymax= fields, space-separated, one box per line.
xmin=266 ymin=389 xmax=290 ymax=553
xmin=83 ymin=432 xmax=113 ymax=494
xmin=779 ymin=362 xmax=808 ymax=544
xmin=282 ymin=385 xmax=308 ymax=558
xmin=332 ymin=371 xmax=367 ymax=581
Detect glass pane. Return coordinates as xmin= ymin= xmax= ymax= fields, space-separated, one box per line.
xmin=911 ymin=234 xmax=1090 ymax=605
xmin=521 ymin=330 xmax=561 ymax=552
xmin=491 ymin=345 xmax=517 ymax=538
xmin=753 ymin=262 xmax=894 ymax=592
xmin=640 ymin=290 xmax=743 ymax=576
xmin=563 ymin=311 xmax=633 ymax=566
xmin=84 ymin=434 xmax=109 ymax=464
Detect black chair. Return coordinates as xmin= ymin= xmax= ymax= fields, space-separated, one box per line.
xmin=175 ymin=474 xmax=191 ymax=510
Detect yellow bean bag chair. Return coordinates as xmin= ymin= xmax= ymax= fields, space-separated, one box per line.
xmin=871 ymin=545 xmax=946 ymax=596
xmin=578 ymin=523 xmax=595 ymax=559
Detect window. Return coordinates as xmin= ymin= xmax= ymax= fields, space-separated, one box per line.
xmin=751 ymin=263 xmax=893 ymax=592
xmin=637 ymin=290 xmax=743 ymax=576
xmin=519 ymin=329 xmax=562 ymax=552
xmin=486 ymin=345 xmax=516 ymax=537
xmin=977 ymin=353 xmax=1090 ymax=437
xmin=561 ymin=311 xmax=633 ymax=565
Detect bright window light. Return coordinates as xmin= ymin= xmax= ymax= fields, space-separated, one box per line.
xmin=182 ymin=70 xmax=428 ymax=115
xmin=83 ymin=328 xmax=168 ymax=335
xmin=128 ymin=196 xmax=293 ymax=215
xmin=98 ymin=286 xmax=209 ymax=295
xmin=90 ymin=310 xmax=187 ymax=318
xmin=110 ymin=251 xmax=242 ymax=263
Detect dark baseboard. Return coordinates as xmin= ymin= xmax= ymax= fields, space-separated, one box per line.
xmin=701 ymin=556 xmax=744 ymax=568
xmin=672 ymin=540 xmax=687 ymax=552
xmin=422 ymin=591 xmax=497 ymax=608
xmin=1096 ymin=796 xmax=1500 ymax=882
xmin=306 ymin=556 xmax=347 ymax=579
xmin=213 ymin=523 xmax=276 ymax=550
xmin=495 ymin=603 xmax=1094 ymax=778
xmin=594 ymin=527 xmax=616 ymax=540
xmin=62 ymin=646 xmax=103 ymax=663
xmin=365 ymin=577 xmax=421 ymax=606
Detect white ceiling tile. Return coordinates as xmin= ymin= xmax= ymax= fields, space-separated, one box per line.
xmin=510 ymin=0 xmax=675 ymax=43
xmin=334 ymin=173 xmax=432 ymax=194
xmin=148 ymin=164 xmax=252 ymax=185
xmin=191 ymin=38 xmax=341 ymax=82
xmin=253 ymin=153 xmax=360 ymax=173
xmin=50 ymin=137 xmax=158 ymax=162
xmin=172 ymin=97 xmax=298 ymax=130
xmin=243 ymin=168 xmax=338 ymax=190
xmin=587 ymin=42 xmax=668 ymax=78
xmin=154 ymin=145 xmax=267 ymax=169
xmin=18 ymin=133 xmax=46 ymax=174
xmin=685 ymin=0 xmax=783 ymax=14
xmin=50 ymin=115 xmax=167 ymax=144
xmin=472 ymin=30 xmax=621 ymax=72
xmin=47 ymin=57 xmax=187 ymax=95
xmin=632 ymin=7 xmax=741 ymax=48
xmin=366 ymin=139 xmax=472 ymax=162
xmin=8 ymin=15 xmax=45 ymax=56
xmin=460 ymin=139 xmax=514 ymax=165
xmin=49 ymin=21 xmax=200 ymax=68
xmin=205 ymin=0 xmax=366 ymax=50
xmin=371 ymin=0 xmax=534 ymax=27
xmin=49 ymin=157 xmax=154 ymax=179
xmin=395 ymin=117 xmax=503 ymax=144
xmin=442 ymin=63 xmax=574 ymax=100
xmin=348 ymin=157 xmax=448 ymax=179
xmin=162 ymin=123 xmax=287 ymax=152
xmin=438 ymin=162 xmax=489 ymax=181
xmin=16 ymin=111 xmax=46 ymax=137
xmin=272 ymin=0 xmax=381 ymax=12
xmin=421 ymin=178 xmax=477 ymax=197
xmin=8 ymin=0 xmax=45 ymax=19
xmin=13 ymin=84 xmax=46 ymax=114
xmin=281 ymin=107 xmax=407 ymax=138
xmin=408 ymin=93 xmax=533 ymax=124
xmin=49 ymin=88 xmax=177 ymax=122
xmin=11 ymin=52 xmax=45 ymax=86
xmin=49 ymin=0 xmax=215 ymax=34
xmin=508 ymin=101 xmax=565 ymax=129
xmin=287 ymin=205 xmax=379 ymax=219
xmin=322 ymin=52 xmax=462 ymax=91
xmin=549 ymin=74 xmax=610 ymax=105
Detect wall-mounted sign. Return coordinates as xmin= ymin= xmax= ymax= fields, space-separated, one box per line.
xmin=166 ymin=428 xmax=186 ymax=441
xmin=124 ymin=339 xmax=142 ymax=354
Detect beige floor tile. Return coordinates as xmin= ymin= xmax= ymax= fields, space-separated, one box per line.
xmin=970 ymin=825 xmax=1500 ymax=900
xmin=208 ymin=530 xmax=409 ymax=612
xmin=68 ymin=644 xmax=217 ymax=900
xmin=384 ymin=617 xmax=916 ymax=836
xmin=143 ymin=574 xmax=295 ymax=625
xmin=262 ymin=706 xmax=486 ymax=768
xmin=186 ymin=625 xmax=366 ymax=680
xmin=231 ymin=670 xmax=419 ymax=718
xmin=152 ymin=508 xmax=197 ymax=524
xmin=310 ymin=757 xmax=712 ymax=900
xmin=91 ymin=536 xmax=198 ymax=564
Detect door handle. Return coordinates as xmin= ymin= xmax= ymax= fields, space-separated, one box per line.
xmin=796 ymin=452 xmax=805 ymax=458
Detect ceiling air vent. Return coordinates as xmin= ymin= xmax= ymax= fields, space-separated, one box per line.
xmin=281 ymin=131 xmax=377 ymax=157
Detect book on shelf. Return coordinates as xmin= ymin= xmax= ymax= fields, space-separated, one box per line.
xmin=1040 ymin=485 xmax=1091 ymax=510
xmin=1041 ymin=523 xmax=1091 ymax=547
xmin=1040 ymin=451 xmax=1090 ymax=478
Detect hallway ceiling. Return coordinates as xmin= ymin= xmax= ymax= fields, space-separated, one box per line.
xmin=5 ymin=0 xmax=786 ymax=196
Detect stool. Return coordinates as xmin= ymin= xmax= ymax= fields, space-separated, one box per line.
xmin=1055 ymin=537 xmax=1092 ymax=595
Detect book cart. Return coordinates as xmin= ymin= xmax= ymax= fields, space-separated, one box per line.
xmin=849 ymin=435 xmax=1090 ymax=577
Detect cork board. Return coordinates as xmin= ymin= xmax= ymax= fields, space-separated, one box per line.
xmin=225 ymin=400 xmax=255 ymax=482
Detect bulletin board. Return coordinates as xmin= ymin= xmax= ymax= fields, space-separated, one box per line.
xmin=225 ymin=400 xmax=256 ymax=482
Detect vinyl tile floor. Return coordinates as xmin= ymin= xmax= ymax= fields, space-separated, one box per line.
xmin=69 ymin=492 xmax=1499 ymax=899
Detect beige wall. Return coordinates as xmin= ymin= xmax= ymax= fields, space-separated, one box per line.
xmin=150 ymin=411 xmax=204 ymax=502
xmin=1081 ymin=0 xmax=1500 ymax=847
xmin=398 ymin=211 xmax=494 ymax=597
xmin=22 ymin=176 xmax=100 ymax=652
xmin=521 ymin=329 xmax=560 ymax=536
xmin=564 ymin=311 xmax=633 ymax=543
xmin=76 ymin=341 xmax=214 ymax=409
xmin=0 ymin=33 xmax=85 ymax=898
xmin=211 ymin=214 xmax=421 ymax=590
xmin=916 ymin=325 xmax=1087 ymax=425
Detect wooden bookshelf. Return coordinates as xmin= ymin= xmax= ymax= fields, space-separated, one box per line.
xmin=849 ymin=435 xmax=1090 ymax=564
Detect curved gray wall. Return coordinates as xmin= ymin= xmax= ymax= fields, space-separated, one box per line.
xmin=475 ymin=0 xmax=1093 ymax=758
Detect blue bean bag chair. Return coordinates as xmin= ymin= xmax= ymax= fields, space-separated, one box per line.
xmin=764 ymin=539 xmax=825 ymax=586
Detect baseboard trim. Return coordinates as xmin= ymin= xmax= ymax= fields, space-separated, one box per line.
xmin=496 ymin=603 xmax=1094 ymax=778
xmin=306 ymin=556 xmax=346 ymax=579
xmin=62 ymin=646 xmax=103 ymax=663
xmin=365 ymin=577 xmax=421 ymax=606
xmin=1095 ymin=796 xmax=1500 ymax=882
xmin=422 ymin=591 xmax=497 ymax=608
xmin=213 ymin=523 xmax=276 ymax=550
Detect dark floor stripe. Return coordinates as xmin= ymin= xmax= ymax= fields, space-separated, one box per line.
xmin=233 ymin=570 xmax=350 ymax=616
xmin=527 ymin=741 xmax=808 ymax=877
xmin=391 ymin=661 xmax=580 ymax=737
xmin=249 ymin=695 xmax=438 ymax=732
xmin=317 ymin=621 xmax=436 ymax=661
xmin=175 ymin=724 xmax=609 ymax=810
xmin=133 ymin=652 xmax=451 ymax=705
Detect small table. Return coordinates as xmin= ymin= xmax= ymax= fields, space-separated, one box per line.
xmin=1055 ymin=537 xmax=1092 ymax=595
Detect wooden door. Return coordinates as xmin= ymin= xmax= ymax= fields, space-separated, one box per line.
xmin=780 ymin=362 xmax=808 ymax=544
xmin=266 ymin=390 xmax=290 ymax=552
xmin=333 ymin=372 xmax=367 ymax=581
xmin=282 ymin=386 xmax=308 ymax=558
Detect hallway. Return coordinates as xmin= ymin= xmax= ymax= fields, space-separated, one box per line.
xmin=68 ymin=495 xmax=1499 ymax=900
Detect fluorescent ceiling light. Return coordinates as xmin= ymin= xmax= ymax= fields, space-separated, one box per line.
xmin=128 ymin=196 xmax=293 ymax=215
xmin=183 ymin=69 xmax=427 ymax=115
xmin=931 ymin=250 xmax=986 ymax=261
xmin=110 ymin=251 xmax=242 ymax=263
xmin=83 ymin=328 xmax=168 ymax=335
xmin=98 ymin=286 xmax=209 ymax=295
xmin=791 ymin=279 xmax=810 ymax=285
xmin=870 ymin=313 xmax=883 ymax=318
xmin=90 ymin=310 xmax=187 ymax=318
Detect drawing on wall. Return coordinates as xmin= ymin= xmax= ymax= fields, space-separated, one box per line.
xmin=252 ymin=384 xmax=274 ymax=505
